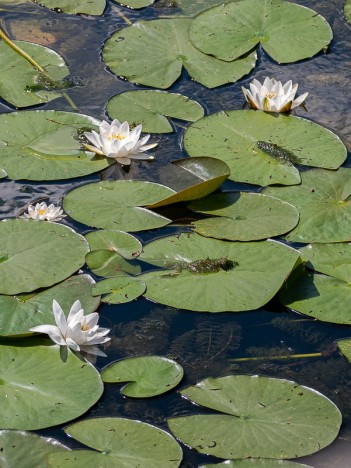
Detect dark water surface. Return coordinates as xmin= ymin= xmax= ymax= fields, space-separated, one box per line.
xmin=0 ymin=0 xmax=350 ymax=466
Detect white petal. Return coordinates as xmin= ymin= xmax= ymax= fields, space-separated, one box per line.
xmin=83 ymin=312 xmax=99 ymax=329
xmin=79 ymin=345 xmax=107 ymax=357
xmin=29 ymin=325 xmax=66 ymax=346
xmin=66 ymin=337 xmax=80 ymax=351
xmin=52 ymin=300 xmax=67 ymax=335
xmin=291 ymin=92 xmax=308 ymax=109
xmin=67 ymin=300 xmax=84 ymax=323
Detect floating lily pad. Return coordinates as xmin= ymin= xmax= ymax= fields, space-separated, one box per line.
xmin=0 ymin=339 xmax=103 ymax=430
xmin=344 ymin=0 xmax=351 ymax=23
xmin=336 ymin=339 xmax=351 ymax=362
xmin=176 ymin=0 xmax=228 ymax=17
xmin=0 ymin=274 xmax=100 ymax=337
xmin=140 ymin=233 xmax=299 ymax=312
xmin=64 ymin=180 xmax=173 ymax=231
xmin=0 ymin=40 xmax=69 ymax=108
xmin=0 ymin=219 xmax=88 ymax=295
xmin=0 ymin=110 xmax=110 ymax=181
xmin=184 ymin=111 xmax=346 ymax=186
xmin=34 ymin=0 xmax=106 ymax=15
xmin=264 ymin=168 xmax=351 ymax=243
xmin=85 ymin=230 xmax=142 ymax=259
xmin=189 ymin=192 xmax=299 ymax=241
xmin=47 ymin=418 xmax=182 ymax=467
xmin=118 ymin=0 xmax=154 ymax=8
xmin=201 ymin=460 xmax=312 ymax=467
xmin=102 ymin=356 xmax=183 ymax=397
xmin=189 ymin=0 xmax=332 ymax=63
xmin=86 ymin=250 xmax=141 ymax=277
xmin=107 ymin=90 xmax=204 ymax=133
xmin=103 ymin=19 xmax=256 ymax=89
xmin=92 ymin=277 xmax=146 ymax=303
xmin=0 ymin=430 xmax=69 ymax=468
xmin=168 ymin=375 xmax=341 ymax=459
xmin=0 ymin=169 xmax=7 ymax=179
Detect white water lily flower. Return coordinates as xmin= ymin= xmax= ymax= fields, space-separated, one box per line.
xmin=29 ymin=300 xmax=111 ymax=357
xmin=83 ymin=119 xmax=157 ymax=165
xmin=21 ymin=202 xmax=66 ymax=222
xmin=242 ymin=77 xmax=308 ymax=113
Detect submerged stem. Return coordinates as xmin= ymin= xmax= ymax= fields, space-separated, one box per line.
xmin=231 ymin=352 xmax=322 ymax=362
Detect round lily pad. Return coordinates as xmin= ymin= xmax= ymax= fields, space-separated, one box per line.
xmin=184 ymin=110 xmax=346 ymax=186
xmin=0 ymin=274 xmax=100 ymax=337
xmin=336 ymin=338 xmax=351 ymax=362
xmin=140 ymin=233 xmax=299 ymax=312
xmin=168 ymin=375 xmax=342 ymax=459
xmin=0 ymin=339 xmax=103 ymax=430
xmin=85 ymin=230 xmax=142 ymax=259
xmin=264 ymin=168 xmax=351 ymax=243
xmin=189 ymin=192 xmax=299 ymax=241
xmin=33 ymin=0 xmax=106 ymax=14
xmin=47 ymin=418 xmax=182 ymax=467
xmin=0 ymin=219 xmax=88 ymax=295
xmin=92 ymin=277 xmax=146 ymax=303
xmin=102 ymin=356 xmax=184 ymax=397
xmin=64 ymin=180 xmax=174 ymax=231
xmin=0 ymin=110 xmax=110 ymax=181
xmin=103 ymin=19 xmax=256 ymax=89
xmin=189 ymin=0 xmax=332 ymax=63
xmin=107 ymin=90 xmax=204 ymax=133
xmin=201 ymin=460 xmax=312 ymax=467
xmin=86 ymin=249 xmax=140 ymax=277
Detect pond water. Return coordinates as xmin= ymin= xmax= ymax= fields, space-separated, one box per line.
xmin=0 ymin=0 xmax=351 ymax=467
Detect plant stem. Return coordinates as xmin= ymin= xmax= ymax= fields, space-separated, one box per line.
xmin=231 ymin=352 xmax=322 ymax=362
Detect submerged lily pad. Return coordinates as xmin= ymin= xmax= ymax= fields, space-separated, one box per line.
xmin=0 ymin=40 xmax=69 ymax=108
xmin=34 ymin=0 xmax=106 ymax=15
xmin=0 ymin=340 xmax=103 ymax=430
xmin=140 ymin=233 xmax=299 ymax=312
xmin=0 ymin=219 xmax=88 ymax=295
xmin=184 ymin=111 xmax=346 ymax=186
xmin=92 ymin=277 xmax=146 ymax=303
xmin=264 ymin=168 xmax=351 ymax=243
xmin=64 ymin=180 xmax=174 ymax=231
xmin=0 ymin=110 xmax=110 ymax=181
xmin=107 ymin=90 xmax=204 ymax=133
xmin=103 ymin=19 xmax=256 ymax=89
xmin=168 ymin=375 xmax=341 ymax=459
xmin=47 ymin=418 xmax=182 ymax=467
xmin=0 ymin=274 xmax=100 ymax=337
xmin=344 ymin=0 xmax=351 ymax=23
xmin=189 ymin=0 xmax=332 ymax=63
xmin=189 ymin=192 xmax=299 ymax=241
xmin=102 ymin=356 xmax=183 ymax=397
xmin=201 ymin=460 xmax=312 ymax=467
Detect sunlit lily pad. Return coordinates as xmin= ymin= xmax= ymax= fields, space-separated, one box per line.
xmin=0 ymin=110 xmax=110 ymax=181
xmin=344 ymin=0 xmax=351 ymax=23
xmin=102 ymin=356 xmax=183 ymax=397
xmin=0 ymin=40 xmax=69 ymax=108
xmin=86 ymin=250 xmax=141 ymax=277
xmin=85 ymin=230 xmax=142 ymax=259
xmin=201 ymin=460 xmax=312 ymax=467
xmin=264 ymin=168 xmax=351 ymax=243
xmin=92 ymin=277 xmax=146 ymax=303
xmin=47 ymin=418 xmax=182 ymax=467
xmin=107 ymin=90 xmax=204 ymax=133
xmin=0 ymin=219 xmax=88 ymax=295
xmin=0 ymin=340 xmax=103 ymax=430
xmin=189 ymin=0 xmax=332 ymax=63
xmin=64 ymin=180 xmax=174 ymax=231
xmin=168 ymin=375 xmax=341 ymax=459
xmin=33 ymin=0 xmax=106 ymax=15
xmin=336 ymin=339 xmax=351 ymax=362
xmin=103 ymin=19 xmax=256 ymax=89
xmin=0 ymin=169 xmax=6 ymax=179
xmin=0 ymin=274 xmax=100 ymax=337
xmin=189 ymin=192 xmax=299 ymax=241
xmin=184 ymin=111 xmax=346 ymax=186
xmin=140 ymin=233 xmax=299 ymax=312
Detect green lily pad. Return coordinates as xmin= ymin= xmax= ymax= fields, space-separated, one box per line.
xmin=64 ymin=180 xmax=173 ymax=231
xmin=0 ymin=169 xmax=6 ymax=179
xmin=92 ymin=277 xmax=146 ymax=303
xmin=0 ymin=339 xmax=103 ymax=430
xmin=86 ymin=250 xmax=140 ymax=277
xmin=336 ymin=339 xmax=351 ymax=362
xmin=0 ymin=274 xmax=100 ymax=337
xmin=184 ymin=110 xmax=346 ymax=186
xmin=103 ymin=19 xmax=256 ymax=89
xmin=107 ymin=90 xmax=204 ymax=133
xmin=168 ymin=375 xmax=341 ymax=459
xmin=264 ymin=168 xmax=351 ymax=243
xmin=176 ymin=0 xmax=230 ymax=17
xmin=0 ymin=110 xmax=110 ymax=181
xmin=189 ymin=192 xmax=299 ymax=241
xmin=118 ymin=0 xmax=154 ymax=8
xmin=0 ymin=219 xmax=88 ymax=295
xmin=0 ymin=40 xmax=69 ymax=108
xmin=201 ymin=460 xmax=312 ymax=467
xmin=33 ymin=0 xmax=106 ymax=15
xmin=140 ymin=233 xmax=299 ymax=312
xmin=47 ymin=418 xmax=182 ymax=467
xmin=344 ymin=0 xmax=351 ymax=23
xmin=102 ymin=356 xmax=183 ymax=397
xmin=189 ymin=0 xmax=332 ymax=63
xmin=0 ymin=430 xmax=69 ymax=468
xmin=85 ymin=230 xmax=142 ymax=259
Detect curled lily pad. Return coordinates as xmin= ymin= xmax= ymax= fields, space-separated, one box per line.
xmin=85 ymin=230 xmax=142 ymax=259
xmin=102 ymin=356 xmax=183 ymax=397
xmin=189 ymin=0 xmax=332 ymax=63
xmin=47 ymin=418 xmax=182 ymax=467
xmin=92 ymin=277 xmax=146 ymax=303
xmin=107 ymin=90 xmax=204 ymax=133
xmin=0 ymin=169 xmax=7 ymax=179
xmin=0 ymin=274 xmax=100 ymax=337
xmin=0 ymin=110 xmax=110 ymax=181
xmin=33 ymin=0 xmax=106 ymax=15
xmin=103 ymin=19 xmax=256 ymax=89
xmin=168 ymin=375 xmax=342 ymax=459
xmin=189 ymin=192 xmax=299 ymax=241
xmin=184 ymin=110 xmax=346 ymax=186
xmin=86 ymin=250 xmax=141 ymax=277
